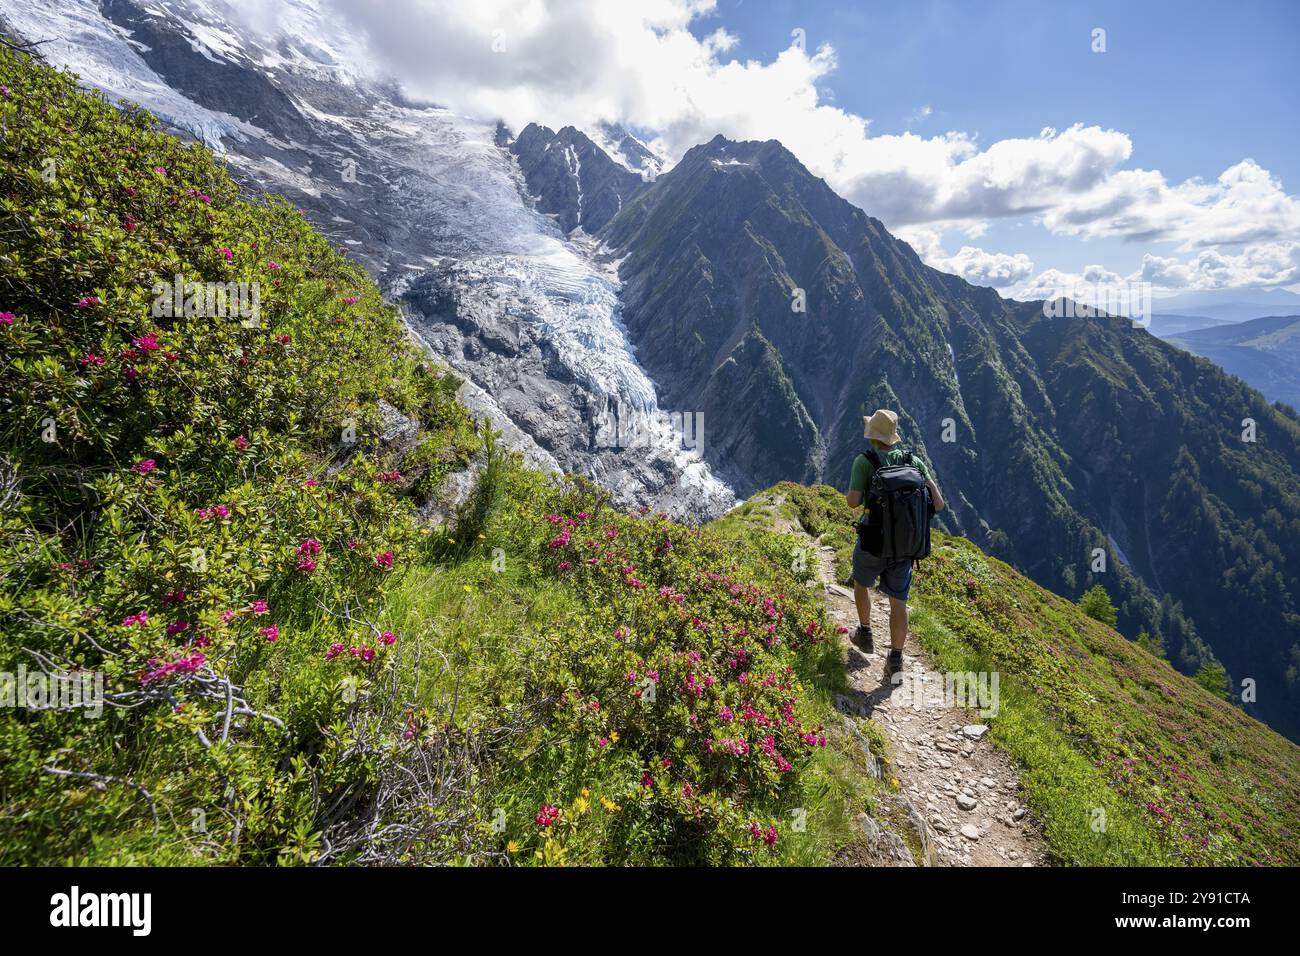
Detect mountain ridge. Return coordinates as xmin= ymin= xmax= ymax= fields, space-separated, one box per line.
xmin=533 ymin=129 xmax=1300 ymax=742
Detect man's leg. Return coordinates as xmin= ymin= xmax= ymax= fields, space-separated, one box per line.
xmin=853 ymin=580 xmax=872 ymax=627
xmin=888 ymin=596 xmax=909 ymax=650
xmin=882 ymin=561 xmax=914 ymax=676
xmin=849 ymin=544 xmax=877 ymax=653
xmin=850 ymin=580 xmax=875 ymax=653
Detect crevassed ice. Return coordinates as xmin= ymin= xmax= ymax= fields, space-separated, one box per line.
xmin=287 ymin=91 xmax=730 ymax=506
xmin=379 ymin=106 xmax=731 ymax=504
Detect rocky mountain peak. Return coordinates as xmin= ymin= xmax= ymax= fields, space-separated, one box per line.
xmin=509 ymin=122 xmax=649 ymax=234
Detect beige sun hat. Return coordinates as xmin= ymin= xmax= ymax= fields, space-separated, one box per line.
xmin=863 ymin=409 xmax=901 ymax=446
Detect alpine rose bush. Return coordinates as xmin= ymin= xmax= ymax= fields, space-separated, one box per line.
xmin=0 ymin=46 xmax=476 ymax=865
xmin=486 ymin=474 xmax=834 ymax=865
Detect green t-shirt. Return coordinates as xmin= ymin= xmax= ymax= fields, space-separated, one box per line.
xmin=849 ymin=447 xmax=934 ymax=505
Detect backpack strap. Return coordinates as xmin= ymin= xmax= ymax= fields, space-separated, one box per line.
xmin=865 ymin=447 xmax=917 ymax=468
xmin=861 ymin=449 xmax=884 ymax=517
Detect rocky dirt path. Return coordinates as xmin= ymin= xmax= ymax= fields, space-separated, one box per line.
xmin=770 ymin=499 xmax=1049 ymax=866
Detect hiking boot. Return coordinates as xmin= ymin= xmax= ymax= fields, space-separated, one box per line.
xmin=886 ymin=649 xmax=904 ymax=677
xmin=850 ymin=623 xmax=874 ymax=654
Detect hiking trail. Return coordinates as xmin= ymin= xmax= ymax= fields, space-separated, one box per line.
xmin=771 ymin=497 xmax=1050 ymax=866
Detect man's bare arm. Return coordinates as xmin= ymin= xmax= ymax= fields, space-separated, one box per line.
xmin=928 ymin=480 xmax=945 ymax=514
xmin=846 ymin=489 xmax=863 ymax=509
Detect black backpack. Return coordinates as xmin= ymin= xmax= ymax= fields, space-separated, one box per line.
xmin=856 ymin=448 xmax=932 ymax=560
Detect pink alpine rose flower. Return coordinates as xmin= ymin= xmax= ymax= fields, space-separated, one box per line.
xmin=535 ymin=804 xmax=561 ymax=828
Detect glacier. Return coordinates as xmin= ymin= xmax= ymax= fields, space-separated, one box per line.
xmin=0 ymin=0 xmax=735 ymax=519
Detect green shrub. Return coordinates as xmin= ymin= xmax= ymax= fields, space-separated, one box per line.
xmin=1194 ymin=662 xmax=1230 ymax=700
xmin=469 ymin=471 xmax=845 ymax=865
xmin=1078 ymin=584 xmax=1119 ymax=628
xmin=0 ymin=46 xmax=476 ymax=864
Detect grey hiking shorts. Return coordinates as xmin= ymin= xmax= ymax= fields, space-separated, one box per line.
xmin=851 ymin=541 xmax=914 ymax=601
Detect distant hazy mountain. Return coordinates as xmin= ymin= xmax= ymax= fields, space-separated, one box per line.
xmin=1146 ymin=313 xmax=1240 ymax=337
xmin=1167 ymin=315 xmax=1300 ymax=410
xmin=1154 ymin=289 xmax=1300 ymax=324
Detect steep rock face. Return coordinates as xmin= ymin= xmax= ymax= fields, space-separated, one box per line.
xmin=600 ymin=134 xmax=1300 ymax=741
xmin=99 ymin=0 xmax=318 ymax=146
xmin=509 ymin=123 xmax=649 ymax=234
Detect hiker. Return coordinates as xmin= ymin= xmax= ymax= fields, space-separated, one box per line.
xmin=845 ymin=409 xmax=945 ymax=677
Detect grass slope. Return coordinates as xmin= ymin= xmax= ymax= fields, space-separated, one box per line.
xmin=759 ymin=482 xmax=1300 ymax=865
xmin=0 ymin=47 xmax=895 ymax=867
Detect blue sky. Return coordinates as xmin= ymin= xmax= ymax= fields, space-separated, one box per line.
xmin=682 ymin=0 xmax=1300 ymax=297
xmin=706 ymin=0 xmax=1298 ymax=184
